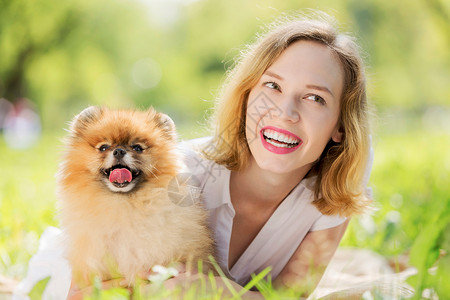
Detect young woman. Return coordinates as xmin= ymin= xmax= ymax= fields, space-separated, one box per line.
xmin=16 ymin=12 xmax=372 ymax=300
xmin=172 ymin=12 xmax=372 ymax=298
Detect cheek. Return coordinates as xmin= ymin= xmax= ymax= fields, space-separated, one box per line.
xmin=93 ymin=151 xmax=111 ymax=169
xmin=130 ymin=152 xmax=149 ymax=168
xmin=71 ymin=142 xmax=102 ymax=172
xmin=245 ymin=105 xmax=263 ymax=143
xmin=301 ymin=111 xmax=339 ymax=150
xmin=246 ymin=89 xmax=277 ymax=130
xmin=143 ymin=146 xmax=166 ymax=168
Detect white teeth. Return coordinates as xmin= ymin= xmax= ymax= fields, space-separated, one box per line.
xmin=263 ymin=129 xmax=300 ymax=145
xmin=266 ymin=139 xmax=295 ymax=148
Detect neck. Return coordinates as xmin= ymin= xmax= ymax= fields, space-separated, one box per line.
xmin=230 ymin=157 xmax=311 ymax=207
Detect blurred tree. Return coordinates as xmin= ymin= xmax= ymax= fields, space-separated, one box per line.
xmin=0 ymin=0 xmax=77 ymax=100
xmin=0 ymin=0 xmax=449 ymax=130
xmin=168 ymin=0 xmax=450 ymax=118
xmin=0 ymin=0 xmax=163 ymax=127
xmin=424 ymin=0 xmax=450 ymax=41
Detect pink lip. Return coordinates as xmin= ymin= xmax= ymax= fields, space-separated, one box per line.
xmin=259 ymin=126 xmax=302 ymax=154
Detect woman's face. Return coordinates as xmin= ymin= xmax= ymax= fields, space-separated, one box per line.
xmin=245 ymin=40 xmax=344 ymax=176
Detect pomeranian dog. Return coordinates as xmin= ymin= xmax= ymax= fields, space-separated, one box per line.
xmin=57 ymin=106 xmax=213 ymax=287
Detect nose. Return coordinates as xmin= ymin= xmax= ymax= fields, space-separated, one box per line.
xmin=278 ymin=95 xmax=300 ymax=123
xmin=113 ymin=148 xmax=127 ymax=159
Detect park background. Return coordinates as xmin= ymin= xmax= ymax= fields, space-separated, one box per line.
xmin=0 ymin=0 xmax=449 ymax=298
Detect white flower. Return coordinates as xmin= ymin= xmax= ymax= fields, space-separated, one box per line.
xmin=147 ymin=265 xmax=179 ymax=284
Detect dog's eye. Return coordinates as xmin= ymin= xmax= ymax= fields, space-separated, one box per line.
xmin=132 ymin=144 xmax=143 ymax=152
xmin=98 ymin=144 xmax=110 ymax=152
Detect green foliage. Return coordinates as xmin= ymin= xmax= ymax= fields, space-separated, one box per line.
xmin=340 ymin=130 xmax=450 ymax=299
xmin=29 ymin=276 xmax=50 ymax=300
xmin=1 ymin=0 xmax=449 ymax=130
xmin=0 ymin=134 xmax=60 ymax=278
xmin=408 ymin=204 xmax=450 ymax=299
xmin=342 ymin=131 xmax=450 ymax=257
xmin=435 ymin=224 xmax=450 ymax=297
xmin=1 ymin=0 xmax=449 ymax=298
xmin=1 ymin=127 xmax=449 ymax=298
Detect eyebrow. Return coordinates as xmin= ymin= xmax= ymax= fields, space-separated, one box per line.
xmin=306 ymin=84 xmax=334 ymax=97
xmin=264 ymin=70 xmax=334 ymax=97
xmin=264 ymin=70 xmax=284 ymax=81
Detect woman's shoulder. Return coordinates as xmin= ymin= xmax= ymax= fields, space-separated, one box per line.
xmin=177 ymin=137 xmax=232 ymax=209
xmin=178 ymin=137 xmax=211 ymax=156
xmin=292 ymin=176 xmax=347 ymax=232
xmin=178 ymin=137 xmax=213 ymax=168
xmin=177 ymin=137 xmax=222 ymax=185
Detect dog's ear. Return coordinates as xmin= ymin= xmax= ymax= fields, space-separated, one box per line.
xmin=147 ymin=107 xmax=177 ymax=141
xmin=70 ymin=106 xmax=104 ymax=134
xmin=157 ymin=113 xmax=177 ymax=141
xmin=157 ymin=113 xmax=176 ymax=134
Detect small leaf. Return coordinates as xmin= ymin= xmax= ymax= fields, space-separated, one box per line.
xmin=29 ymin=276 xmax=51 ymax=300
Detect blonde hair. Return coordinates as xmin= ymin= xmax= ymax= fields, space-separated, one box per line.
xmin=204 ymin=13 xmax=371 ymax=217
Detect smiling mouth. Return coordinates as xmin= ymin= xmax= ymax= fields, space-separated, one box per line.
xmin=262 ymin=128 xmax=301 ymax=148
xmin=101 ymin=164 xmax=141 ymax=188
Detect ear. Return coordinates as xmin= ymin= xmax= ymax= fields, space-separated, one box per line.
xmin=70 ymin=106 xmax=104 ymax=133
xmin=158 ymin=113 xmax=175 ymax=131
xmin=331 ymin=126 xmax=343 ymax=143
xmin=157 ymin=112 xmax=177 ymax=140
xmin=147 ymin=107 xmax=177 ymax=140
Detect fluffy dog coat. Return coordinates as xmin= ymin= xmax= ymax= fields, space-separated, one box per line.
xmin=57 ymin=107 xmax=213 ymax=286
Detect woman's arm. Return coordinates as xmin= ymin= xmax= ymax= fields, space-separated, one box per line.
xmin=162 ymin=220 xmax=349 ymax=299
xmin=68 ymin=220 xmax=348 ymax=299
xmin=273 ymin=219 xmax=350 ymax=296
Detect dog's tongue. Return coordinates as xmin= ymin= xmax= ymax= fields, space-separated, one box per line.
xmin=109 ymin=168 xmax=132 ymax=183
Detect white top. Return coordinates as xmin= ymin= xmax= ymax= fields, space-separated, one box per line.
xmin=179 ymin=138 xmax=346 ymax=286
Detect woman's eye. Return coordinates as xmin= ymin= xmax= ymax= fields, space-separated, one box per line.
xmin=305 ymin=94 xmax=326 ymax=105
xmin=98 ymin=144 xmax=110 ymax=152
xmin=263 ymin=81 xmax=281 ymax=91
xmin=132 ymin=144 xmax=143 ymax=152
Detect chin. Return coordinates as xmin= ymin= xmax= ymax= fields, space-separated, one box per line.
xmin=56 ymin=106 xmax=213 ymax=287
xmin=256 ymin=158 xmax=298 ymax=175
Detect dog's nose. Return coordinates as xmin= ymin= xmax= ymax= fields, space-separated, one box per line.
xmin=113 ymin=148 xmax=127 ymax=159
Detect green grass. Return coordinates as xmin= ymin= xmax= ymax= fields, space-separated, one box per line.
xmin=344 ymin=131 xmax=450 ymax=255
xmin=342 ymin=130 xmax=450 ymax=298
xmin=0 ymin=133 xmax=62 ymax=279
xmin=1 ymin=127 xmax=449 ymax=299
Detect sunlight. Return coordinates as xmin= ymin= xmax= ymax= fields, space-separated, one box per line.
xmin=135 ymin=0 xmax=200 ymax=26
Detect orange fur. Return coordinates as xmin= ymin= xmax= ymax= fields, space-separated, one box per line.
xmin=57 ymin=107 xmax=213 ymax=286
